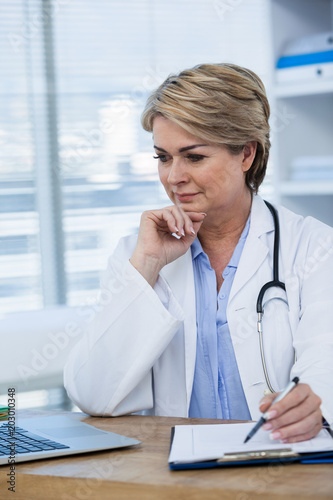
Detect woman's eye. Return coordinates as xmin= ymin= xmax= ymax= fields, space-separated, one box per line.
xmin=186 ymin=154 xmax=205 ymax=162
xmin=153 ymin=154 xmax=169 ymax=163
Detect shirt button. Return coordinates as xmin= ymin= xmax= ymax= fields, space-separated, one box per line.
xmin=220 ymin=293 xmax=226 ymax=300
xmin=223 ymin=269 xmax=230 ymax=277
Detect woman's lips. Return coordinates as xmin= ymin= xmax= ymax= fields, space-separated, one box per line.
xmin=175 ymin=192 xmax=199 ymax=202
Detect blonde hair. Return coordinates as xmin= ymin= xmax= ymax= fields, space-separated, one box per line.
xmin=141 ymin=63 xmax=270 ymax=193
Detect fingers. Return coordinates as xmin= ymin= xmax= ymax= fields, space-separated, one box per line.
xmin=260 ymin=383 xmax=322 ymax=443
xmin=259 ymin=393 xmax=276 ymax=414
xmin=267 ymin=409 xmax=323 ymax=443
xmin=157 ymin=207 xmax=206 ymax=238
xmin=132 ymin=206 xmax=206 ymax=287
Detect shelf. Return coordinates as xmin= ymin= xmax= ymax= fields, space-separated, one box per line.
xmin=270 ymin=0 xmax=333 ymax=225
xmin=274 ymin=79 xmax=333 ymax=98
xmin=280 ymin=181 xmax=333 ymax=195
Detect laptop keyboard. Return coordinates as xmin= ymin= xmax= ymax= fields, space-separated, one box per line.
xmin=0 ymin=423 xmax=69 ymax=456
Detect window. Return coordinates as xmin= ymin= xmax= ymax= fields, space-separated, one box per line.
xmin=0 ymin=0 xmax=271 ymax=314
xmin=0 ymin=1 xmax=43 ymax=312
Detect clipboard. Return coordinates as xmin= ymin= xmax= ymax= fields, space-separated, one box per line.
xmin=168 ymin=425 xmax=333 ymax=470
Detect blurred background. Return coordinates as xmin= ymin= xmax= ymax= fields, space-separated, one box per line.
xmin=0 ymin=0 xmax=332 ymax=410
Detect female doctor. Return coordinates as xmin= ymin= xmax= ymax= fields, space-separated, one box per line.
xmin=64 ymin=63 xmax=333 ymax=443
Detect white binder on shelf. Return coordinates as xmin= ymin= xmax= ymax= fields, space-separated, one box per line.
xmin=276 ymin=31 xmax=333 ymax=84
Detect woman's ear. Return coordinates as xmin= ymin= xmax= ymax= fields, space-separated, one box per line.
xmin=242 ymin=141 xmax=257 ymax=172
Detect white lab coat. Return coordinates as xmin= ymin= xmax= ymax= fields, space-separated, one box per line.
xmin=64 ymin=195 xmax=333 ymax=425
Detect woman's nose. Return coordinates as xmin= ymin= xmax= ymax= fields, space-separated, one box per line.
xmin=167 ymin=158 xmax=189 ymax=185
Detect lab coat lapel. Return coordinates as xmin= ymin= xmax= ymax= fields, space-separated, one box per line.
xmin=160 ymin=250 xmax=197 ymax=410
xmin=228 ymin=196 xmax=276 ymax=417
xmin=229 ymin=196 xmax=274 ymax=304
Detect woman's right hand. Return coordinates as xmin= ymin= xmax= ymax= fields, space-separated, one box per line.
xmin=130 ymin=205 xmax=206 ymax=287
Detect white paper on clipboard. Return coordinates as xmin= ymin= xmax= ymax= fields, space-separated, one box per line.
xmin=169 ymin=422 xmax=333 ymax=465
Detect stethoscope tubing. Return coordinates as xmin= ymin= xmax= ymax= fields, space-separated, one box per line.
xmin=257 ymin=201 xmax=286 ymax=315
xmin=256 ymin=201 xmax=287 ymax=394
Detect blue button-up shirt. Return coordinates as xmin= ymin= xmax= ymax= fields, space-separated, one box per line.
xmin=189 ymin=218 xmax=251 ymax=420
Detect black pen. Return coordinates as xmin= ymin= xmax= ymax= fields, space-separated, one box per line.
xmin=244 ymin=377 xmax=300 ymax=444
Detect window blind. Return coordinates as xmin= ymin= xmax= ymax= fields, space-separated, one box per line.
xmin=0 ymin=0 xmax=271 ymax=312
xmin=0 ymin=0 xmax=43 ymax=312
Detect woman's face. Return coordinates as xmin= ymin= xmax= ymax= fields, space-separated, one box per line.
xmin=152 ymin=116 xmax=255 ymax=218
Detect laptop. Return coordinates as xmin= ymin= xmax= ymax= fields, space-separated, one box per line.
xmin=0 ymin=414 xmax=140 ymax=465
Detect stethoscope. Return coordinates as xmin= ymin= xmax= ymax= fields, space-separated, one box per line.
xmin=256 ymin=201 xmax=289 ymax=394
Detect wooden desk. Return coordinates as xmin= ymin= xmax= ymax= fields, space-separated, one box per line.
xmin=0 ymin=412 xmax=332 ymax=500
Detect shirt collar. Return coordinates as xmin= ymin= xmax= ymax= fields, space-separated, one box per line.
xmin=191 ymin=236 xmax=204 ymax=260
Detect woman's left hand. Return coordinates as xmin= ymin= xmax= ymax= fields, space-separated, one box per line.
xmin=259 ymin=383 xmax=322 ymax=443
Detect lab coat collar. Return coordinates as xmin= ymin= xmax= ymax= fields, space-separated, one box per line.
xmin=249 ymin=194 xmax=275 ymax=238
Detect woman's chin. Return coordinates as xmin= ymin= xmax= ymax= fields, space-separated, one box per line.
xmin=175 ymin=200 xmax=202 ymax=212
